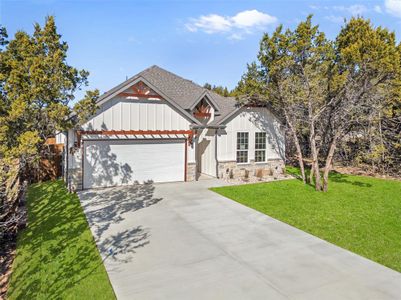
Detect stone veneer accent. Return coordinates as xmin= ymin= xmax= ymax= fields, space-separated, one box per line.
xmin=187 ymin=162 xmax=196 ymax=182
xmin=217 ymin=159 xmax=284 ymax=181
xmin=68 ymin=168 xmax=82 ymax=192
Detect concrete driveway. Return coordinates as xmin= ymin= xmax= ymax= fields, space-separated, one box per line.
xmin=78 ymin=179 xmax=401 ymax=300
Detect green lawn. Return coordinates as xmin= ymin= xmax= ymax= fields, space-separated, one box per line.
xmin=8 ymin=180 xmax=115 ymax=300
xmin=211 ymin=169 xmax=401 ymax=273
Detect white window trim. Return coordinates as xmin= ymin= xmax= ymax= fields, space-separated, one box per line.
xmin=236 ymin=131 xmax=249 ymax=164
xmin=254 ymin=132 xmax=267 ymax=163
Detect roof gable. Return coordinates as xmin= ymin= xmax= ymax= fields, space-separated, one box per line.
xmin=188 ymin=91 xmax=220 ymax=112
xmin=95 ymin=65 xmax=242 ymax=126
xmin=119 ymin=81 xmax=162 ymax=99
xmin=96 ymin=75 xmax=201 ymax=125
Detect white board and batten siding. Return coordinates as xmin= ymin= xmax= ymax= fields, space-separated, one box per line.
xmin=67 ymin=96 xmax=196 ymax=175
xmin=83 ymin=97 xmax=190 ymax=132
xmin=217 ymin=107 xmax=285 ymax=162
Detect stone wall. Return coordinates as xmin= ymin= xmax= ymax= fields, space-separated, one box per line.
xmin=187 ymin=162 xmax=197 ymax=182
xmin=217 ymin=159 xmax=284 ymax=181
xmin=66 ymin=146 xmax=83 ymax=192
xmin=68 ymin=168 xmax=82 ymax=192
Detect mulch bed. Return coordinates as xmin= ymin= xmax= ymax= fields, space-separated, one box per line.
xmin=223 ymin=174 xmax=293 ymax=185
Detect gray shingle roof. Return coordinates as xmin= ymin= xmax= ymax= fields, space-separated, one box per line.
xmin=97 ymin=65 xmax=240 ymax=125
xmin=140 ymin=66 xmax=205 ymax=110
xmin=207 ymin=93 xmax=239 ymax=125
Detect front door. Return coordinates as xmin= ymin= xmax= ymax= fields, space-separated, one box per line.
xmin=197 ymin=129 xmax=216 ymax=177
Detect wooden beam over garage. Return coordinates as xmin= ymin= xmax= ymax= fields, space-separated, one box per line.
xmin=76 ymin=130 xmax=195 ymax=147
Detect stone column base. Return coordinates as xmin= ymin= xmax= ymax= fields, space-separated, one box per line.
xmin=187 ymin=163 xmax=196 ymax=182
xmin=68 ymin=168 xmax=82 ymax=191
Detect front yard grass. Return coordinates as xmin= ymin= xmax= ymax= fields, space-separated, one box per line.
xmin=211 ymin=169 xmax=401 ymax=273
xmin=7 ymin=180 xmax=115 ymax=299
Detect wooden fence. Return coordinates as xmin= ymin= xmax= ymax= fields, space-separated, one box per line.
xmin=34 ymin=138 xmax=64 ymax=182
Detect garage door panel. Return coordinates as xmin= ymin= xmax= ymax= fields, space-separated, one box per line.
xmin=83 ymin=139 xmax=185 ymax=189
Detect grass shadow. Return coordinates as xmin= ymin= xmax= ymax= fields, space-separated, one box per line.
xmin=286 ymin=167 xmax=372 ymax=188
xmin=7 ymin=180 xmax=116 ymax=300
xmin=329 ymin=171 xmax=372 ymax=187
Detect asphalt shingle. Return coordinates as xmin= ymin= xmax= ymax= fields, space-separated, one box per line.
xmin=97 ymin=65 xmax=240 ymax=125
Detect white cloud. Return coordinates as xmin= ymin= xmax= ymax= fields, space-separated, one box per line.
xmin=374 ymin=5 xmax=383 ymax=13
xmin=231 ymin=10 xmax=277 ymax=29
xmin=385 ymin=0 xmax=401 ymax=17
xmin=313 ymin=4 xmax=368 ymax=22
xmin=333 ymin=4 xmax=368 ymax=15
xmin=325 ymin=15 xmax=345 ymax=24
xmin=311 ymin=4 xmax=367 ymax=15
xmin=185 ymin=9 xmax=277 ymax=39
xmin=228 ymin=33 xmax=244 ymax=40
xmin=185 ymin=14 xmax=231 ymax=33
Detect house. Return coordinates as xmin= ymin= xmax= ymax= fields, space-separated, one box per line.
xmin=59 ymin=65 xmax=285 ymax=190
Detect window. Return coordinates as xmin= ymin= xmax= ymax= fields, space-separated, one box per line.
xmin=236 ymin=132 xmax=249 ymax=163
xmin=255 ymin=132 xmax=266 ymax=162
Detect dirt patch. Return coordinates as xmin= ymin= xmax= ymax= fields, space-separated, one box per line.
xmin=333 ymin=165 xmax=401 ymax=182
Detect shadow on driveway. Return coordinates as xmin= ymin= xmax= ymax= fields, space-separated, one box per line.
xmin=78 ymin=181 xmax=162 ymax=263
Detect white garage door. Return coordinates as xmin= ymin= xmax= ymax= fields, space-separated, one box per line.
xmin=83 ymin=139 xmax=185 ymax=189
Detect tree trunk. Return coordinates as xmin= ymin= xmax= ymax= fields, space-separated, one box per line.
xmin=309 ymin=120 xmax=321 ymax=191
xmin=322 ymin=134 xmax=339 ymax=192
xmin=284 ymin=111 xmax=306 ymax=184
xmin=309 ymin=164 xmax=314 ymax=184
xmin=292 ymin=129 xmax=306 ymax=184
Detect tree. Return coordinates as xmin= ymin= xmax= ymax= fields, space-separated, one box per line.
xmin=234 ymin=61 xmax=311 ymax=184
xmin=236 ymin=16 xmax=400 ymax=191
xmin=0 ymin=16 xmax=98 ymax=168
xmin=0 ymin=26 xmax=8 ymax=47
xmin=319 ymin=18 xmax=401 ymax=190
xmin=203 ymin=82 xmax=232 ymax=97
xmin=0 ymin=17 xmax=98 ymax=250
xmin=232 ymin=62 xmax=265 ymax=97
xmin=334 ymin=43 xmax=401 ymax=177
xmin=235 ymin=41 xmax=310 ymax=184
xmin=256 ymin=16 xmax=334 ymax=187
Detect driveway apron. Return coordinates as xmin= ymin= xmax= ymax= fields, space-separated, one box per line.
xmin=78 ymin=179 xmax=401 ymax=300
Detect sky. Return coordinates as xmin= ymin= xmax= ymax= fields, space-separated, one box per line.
xmin=1 ymin=0 xmax=401 ymax=101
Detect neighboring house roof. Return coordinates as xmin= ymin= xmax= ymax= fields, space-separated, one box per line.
xmin=95 ymin=65 xmax=243 ymax=126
